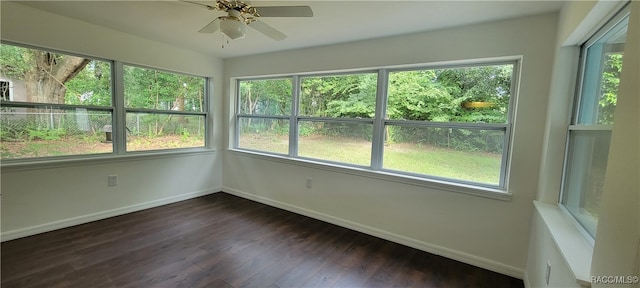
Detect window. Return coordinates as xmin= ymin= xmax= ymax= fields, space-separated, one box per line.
xmin=560 ymin=10 xmax=628 ymax=237
xmin=123 ymin=65 xmax=206 ymax=151
xmin=0 ymin=44 xmax=114 ymax=159
xmin=298 ymin=73 xmax=376 ymax=166
xmin=235 ymin=60 xmax=518 ymax=189
xmin=1 ymin=80 xmax=10 ymax=101
xmin=0 ymin=43 xmax=209 ymax=160
xmin=384 ymin=65 xmax=514 ymax=185
xmin=237 ymin=78 xmax=292 ymax=155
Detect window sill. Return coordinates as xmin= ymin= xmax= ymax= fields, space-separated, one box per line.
xmin=1 ymin=148 xmax=216 ymax=172
xmin=534 ymin=201 xmax=593 ymax=287
xmin=229 ymin=149 xmax=512 ymax=201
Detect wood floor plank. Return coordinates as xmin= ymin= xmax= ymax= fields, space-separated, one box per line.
xmin=1 ymin=192 xmax=524 ymax=288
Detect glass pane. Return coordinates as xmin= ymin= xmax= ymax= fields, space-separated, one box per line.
xmin=124 ymin=66 xmax=205 ymax=112
xmin=126 ymin=113 xmax=205 ymax=151
xmin=300 ymin=73 xmax=377 ymax=118
xmin=0 ymin=44 xmax=112 ymax=106
xmin=561 ymin=130 xmax=611 ymax=236
xmin=383 ymin=125 xmax=504 ymax=185
xmin=238 ymin=117 xmax=289 ymax=154
xmin=387 ymin=64 xmax=513 ymax=123
xmin=238 ymin=79 xmax=291 ymax=116
xmin=298 ymin=121 xmax=372 ymax=166
xmin=0 ymin=107 xmax=112 ymax=159
xmin=577 ymin=16 xmax=627 ymax=125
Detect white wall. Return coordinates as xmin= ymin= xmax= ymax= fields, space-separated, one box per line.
xmin=0 ymin=2 xmax=224 ymax=240
xmin=222 ymin=13 xmax=559 ymax=278
xmin=527 ymin=1 xmax=639 ymax=287
xmin=591 ymin=1 xmax=639 ymax=286
xmin=526 ymin=210 xmax=583 ymax=288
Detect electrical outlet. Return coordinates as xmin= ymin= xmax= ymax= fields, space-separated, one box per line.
xmin=108 ymin=175 xmax=118 ymax=187
xmin=305 ymin=178 xmax=312 ymax=189
xmin=545 ymin=261 xmax=551 ymax=285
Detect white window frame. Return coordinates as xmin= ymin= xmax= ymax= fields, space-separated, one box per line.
xmin=0 ymin=41 xmax=212 ymax=164
xmin=559 ymin=6 xmax=630 ymax=239
xmin=233 ymin=57 xmax=520 ymax=192
xmin=120 ymin=63 xmax=210 ymax=153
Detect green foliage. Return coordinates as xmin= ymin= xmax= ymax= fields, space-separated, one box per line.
xmin=65 ymin=61 xmax=112 ymax=106
xmin=239 ymin=78 xmax=292 ymax=115
xmin=124 ymin=66 xmax=205 ymax=112
xmin=1 ymin=44 xmax=207 ymax=157
xmin=27 ymin=128 xmax=66 ymax=141
xmin=242 ymin=65 xmax=514 ymax=153
xmin=388 ymin=70 xmax=458 ymax=121
xmin=387 ymin=66 xmax=512 ymax=123
xmin=0 ymin=44 xmax=31 ymax=79
xmin=301 ymin=73 xmax=377 ymax=118
xmin=0 ymin=125 xmax=26 ymax=141
xmin=598 ymin=53 xmax=622 ymax=124
xmin=298 ymin=122 xmax=316 ymax=137
xmin=181 ymin=128 xmax=190 ymax=142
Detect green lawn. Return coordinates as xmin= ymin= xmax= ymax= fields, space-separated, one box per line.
xmin=240 ymin=133 xmax=502 ymax=185
xmin=4 ymin=131 xmax=502 ymax=185
xmin=0 ymin=134 xmax=204 ymax=159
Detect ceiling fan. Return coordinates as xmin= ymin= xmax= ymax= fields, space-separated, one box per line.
xmin=182 ymin=0 xmax=313 ymax=41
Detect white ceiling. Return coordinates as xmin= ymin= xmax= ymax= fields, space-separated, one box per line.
xmin=20 ymin=1 xmax=565 ymax=59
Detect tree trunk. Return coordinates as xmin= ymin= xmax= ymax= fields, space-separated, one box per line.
xmin=23 ymin=51 xmax=89 ymax=130
xmin=24 ymin=51 xmax=89 ymax=104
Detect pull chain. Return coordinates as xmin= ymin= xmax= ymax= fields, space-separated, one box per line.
xmin=222 ymin=34 xmax=231 ymax=48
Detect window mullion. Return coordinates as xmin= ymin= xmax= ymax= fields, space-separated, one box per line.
xmin=113 ymin=61 xmax=126 ymax=155
xmin=371 ymin=69 xmax=388 ymax=170
xmin=290 ymin=75 xmax=300 ymax=157
xmin=234 ymin=79 xmax=241 ymax=149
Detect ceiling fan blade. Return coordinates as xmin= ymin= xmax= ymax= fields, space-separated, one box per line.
xmin=180 ymin=0 xmax=216 ymax=10
xmin=254 ymin=6 xmax=313 ymax=17
xmin=198 ymin=18 xmax=220 ymax=33
xmin=248 ymin=20 xmax=287 ymax=41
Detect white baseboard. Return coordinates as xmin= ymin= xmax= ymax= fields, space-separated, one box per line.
xmin=222 ymin=186 xmax=525 ymax=279
xmin=523 ymin=272 xmax=532 ymax=288
xmin=1 ymin=188 xmax=221 ymax=242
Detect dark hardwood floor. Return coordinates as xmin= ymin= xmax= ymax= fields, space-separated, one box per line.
xmin=1 ymin=192 xmax=524 ymax=288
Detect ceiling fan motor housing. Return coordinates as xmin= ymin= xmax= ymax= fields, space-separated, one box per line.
xmin=189 ymin=0 xmax=313 ymax=41
xmin=220 ymin=9 xmax=247 ymax=39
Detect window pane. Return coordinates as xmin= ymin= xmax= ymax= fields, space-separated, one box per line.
xmin=577 ymin=17 xmax=627 ymax=125
xmin=238 ymin=117 xmax=289 ymax=154
xmin=0 ymin=107 xmax=113 ymax=159
xmin=388 ymin=65 xmax=513 ymax=123
xmin=561 ymin=130 xmax=611 ymax=236
xmin=124 ymin=66 xmax=205 ymax=112
xmin=238 ymin=79 xmax=291 ymax=116
xmin=300 ymin=73 xmax=377 ymax=118
xmin=383 ymin=125 xmax=504 ymax=185
xmin=298 ymin=121 xmax=372 ymax=166
xmin=126 ymin=113 xmax=205 ymax=151
xmin=561 ymin=10 xmax=628 ymax=238
xmin=577 ymin=20 xmax=628 ymax=124
xmin=0 ymin=44 xmax=112 ymax=106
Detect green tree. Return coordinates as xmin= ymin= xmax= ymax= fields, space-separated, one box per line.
xmin=388 ymin=70 xmax=459 ymax=122
xmin=65 ymin=61 xmax=112 ymax=106
xmin=599 ymin=53 xmax=622 ymax=124
xmin=0 ymin=44 xmax=90 ymax=104
xmin=239 ymin=78 xmax=291 ymax=115
xmin=123 ymin=66 xmax=205 ymax=136
xmin=324 ymin=74 xmax=377 ymax=118
xmin=300 ymin=74 xmax=376 ymax=117
xmin=434 ymin=65 xmax=512 ymax=123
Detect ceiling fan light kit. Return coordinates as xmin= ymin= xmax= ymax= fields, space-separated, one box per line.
xmin=184 ymin=0 xmax=313 ymax=42
xmin=220 ymin=17 xmax=247 ymax=39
